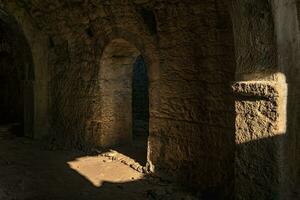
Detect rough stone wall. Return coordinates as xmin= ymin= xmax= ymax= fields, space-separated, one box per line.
xmin=230 ymin=0 xmax=277 ymax=81
xmin=231 ymin=0 xmax=300 ymax=199
xmin=294 ymin=0 xmax=300 ymax=189
xmin=230 ymin=0 xmax=278 ymax=198
xmin=275 ymin=0 xmax=300 ymax=195
xmin=233 ymin=81 xmax=287 ymax=200
xmin=1 ymin=1 xmax=298 ymax=199
xmin=148 ymin=0 xmax=236 ymax=196
xmin=0 ymin=0 xmax=236 ymax=195
xmin=7 ymin=0 xmax=159 ymax=148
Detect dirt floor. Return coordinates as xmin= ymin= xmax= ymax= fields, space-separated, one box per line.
xmin=0 ymin=124 xmax=198 ymax=200
xmin=1 ymin=124 xmax=298 ymax=200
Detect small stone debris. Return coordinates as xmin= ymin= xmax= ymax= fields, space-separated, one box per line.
xmin=100 ymin=150 xmax=146 ymax=174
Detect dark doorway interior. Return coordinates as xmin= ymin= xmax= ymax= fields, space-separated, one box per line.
xmin=132 ymin=56 xmax=149 ymax=160
xmin=0 ymin=47 xmax=24 ymax=137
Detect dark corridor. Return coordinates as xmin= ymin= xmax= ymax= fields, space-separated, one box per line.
xmin=132 ymin=56 xmax=149 ymax=142
xmin=0 ymin=27 xmax=24 ymax=136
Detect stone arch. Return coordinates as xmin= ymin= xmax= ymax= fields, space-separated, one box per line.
xmin=99 ymin=29 xmax=161 ymax=130
xmin=98 ymin=31 xmax=159 ymax=163
xmin=0 ymin=9 xmax=34 ymax=137
xmin=99 ymin=38 xmax=141 ymax=147
xmin=0 ymin=8 xmax=49 ymax=138
xmin=102 ymin=28 xmax=160 ymax=83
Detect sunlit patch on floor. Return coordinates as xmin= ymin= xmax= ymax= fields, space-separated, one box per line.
xmin=67 ymin=155 xmax=145 ymax=187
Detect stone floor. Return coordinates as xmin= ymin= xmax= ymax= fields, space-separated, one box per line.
xmin=1 ymin=124 xmax=298 ymax=200
xmin=0 ymin=124 xmax=197 ymax=200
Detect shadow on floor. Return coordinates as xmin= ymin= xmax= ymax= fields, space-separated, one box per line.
xmin=112 ymin=136 xmax=148 ymax=166
xmin=0 ymin=127 xmax=299 ymax=200
xmin=0 ymin=129 xmax=179 ymax=200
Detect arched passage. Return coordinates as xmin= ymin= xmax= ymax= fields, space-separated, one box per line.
xmin=99 ymin=38 xmax=150 ymax=163
xmin=0 ymin=9 xmax=35 ymax=137
xmin=132 ymin=55 xmax=149 ymax=144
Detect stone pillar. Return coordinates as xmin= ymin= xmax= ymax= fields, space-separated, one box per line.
xmin=233 ymin=81 xmax=287 ymax=200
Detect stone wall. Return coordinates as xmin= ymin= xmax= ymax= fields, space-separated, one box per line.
xmin=0 ymin=0 xmax=236 ymax=196
xmin=233 ymin=81 xmax=287 ymax=200
xmin=274 ymin=0 xmax=300 ymax=196
xmin=231 ymin=0 xmax=300 ymax=199
xmin=147 ymin=1 xmax=236 ymax=197
xmin=0 ymin=0 xmax=298 ymax=199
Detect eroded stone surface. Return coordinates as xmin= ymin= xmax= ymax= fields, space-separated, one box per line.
xmin=0 ymin=1 xmax=298 ymax=199
xmin=233 ymin=81 xmax=287 ymax=200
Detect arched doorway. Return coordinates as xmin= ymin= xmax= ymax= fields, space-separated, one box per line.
xmin=132 ymin=55 xmax=149 ymax=148
xmin=0 ymin=49 xmax=23 ymax=136
xmin=99 ymin=38 xmax=149 ymax=163
xmin=0 ymin=10 xmax=34 ymax=138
